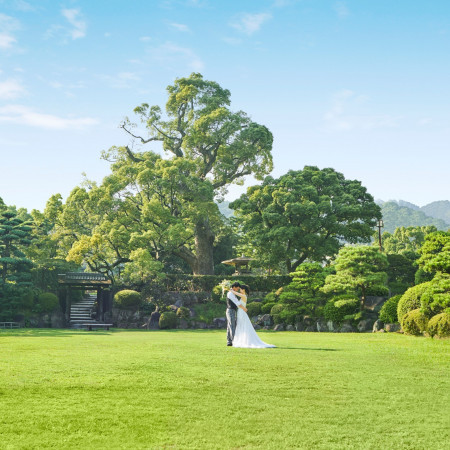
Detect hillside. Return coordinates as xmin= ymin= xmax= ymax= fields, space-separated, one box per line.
xmin=421 ymin=200 xmax=450 ymax=224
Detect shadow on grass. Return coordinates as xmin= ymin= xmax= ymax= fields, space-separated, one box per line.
xmin=275 ymin=346 xmax=339 ymax=351
xmin=0 ymin=329 xmax=113 ymax=337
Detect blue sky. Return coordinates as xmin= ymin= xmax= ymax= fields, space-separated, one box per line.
xmin=1 ymin=0 xmax=449 ymax=212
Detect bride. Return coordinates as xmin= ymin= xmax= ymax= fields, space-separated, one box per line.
xmin=232 ymin=285 xmax=276 ymax=349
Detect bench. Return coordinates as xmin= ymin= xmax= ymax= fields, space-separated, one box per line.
xmin=0 ymin=322 xmax=21 ymax=329
xmin=83 ymin=323 xmax=113 ymax=331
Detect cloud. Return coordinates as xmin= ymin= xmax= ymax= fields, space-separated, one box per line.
xmin=12 ymin=0 xmax=35 ymax=12
xmin=61 ymin=9 xmax=86 ymax=39
xmin=0 ymin=13 xmax=20 ymax=49
xmin=324 ymin=89 xmax=400 ymax=131
xmin=230 ymin=12 xmax=272 ymax=35
xmin=334 ymin=1 xmax=349 ymax=18
xmin=0 ymin=78 xmax=26 ymax=99
xmin=169 ymin=22 xmax=190 ymax=32
xmin=148 ymin=41 xmax=204 ymax=71
xmin=0 ymin=105 xmax=98 ymax=129
xmin=418 ymin=117 xmax=432 ymax=126
xmin=97 ymin=72 xmax=141 ymax=89
xmin=222 ymin=37 xmax=242 ymax=45
xmin=140 ymin=36 xmax=152 ymax=42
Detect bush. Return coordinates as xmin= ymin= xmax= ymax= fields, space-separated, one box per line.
xmin=261 ymin=302 xmax=276 ymax=314
xmin=114 ymin=290 xmax=142 ymax=310
xmin=270 ymin=303 xmax=285 ymax=325
xmin=397 ymin=282 xmax=431 ymax=324
xmin=323 ymin=297 xmax=359 ymax=324
xmin=420 ymin=273 xmax=450 ymax=317
xmin=176 ymin=306 xmax=190 ymax=320
xmin=379 ymin=295 xmax=402 ymax=324
xmin=159 ymin=311 xmax=178 ymax=329
xmin=246 ymin=302 xmax=261 ymax=317
xmin=427 ymin=312 xmax=450 ymax=338
xmin=402 ymin=309 xmax=428 ymax=336
xmin=36 ymin=292 xmax=59 ymax=313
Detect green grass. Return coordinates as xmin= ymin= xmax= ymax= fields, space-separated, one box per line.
xmin=0 ymin=330 xmax=448 ymax=449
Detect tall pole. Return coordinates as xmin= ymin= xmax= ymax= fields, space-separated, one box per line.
xmin=377 ymin=219 xmax=384 ymax=251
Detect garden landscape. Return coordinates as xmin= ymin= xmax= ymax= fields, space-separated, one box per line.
xmin=1 ymin=1 xmax=450 ymax=449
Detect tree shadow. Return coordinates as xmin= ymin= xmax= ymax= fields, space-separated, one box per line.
xmin=0 ymin=329 xmax=113 ymax=337
xmin=275 ymin=347 xmax=340 ymax=351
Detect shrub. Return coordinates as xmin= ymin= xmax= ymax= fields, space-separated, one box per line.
xmin=261 ymin=302 xmax=276 ymax=314
xmin=402 ymin=309 xmax=428 ymax=336
xmin=323 ymin=296 xmax=359 ymax=324
xmin=176 ymin=306 xmax=190 ymax=320
xmin=420 ymin=273 xmax=450 ymax=317
xmin=415 ymin=268 xmax=434 ymax=285
xmin=263 ymin=292 xmax=278 ymax=304
xmin=114 ymin=290 xmax=142 ymax=310
xmin=270 ymin=303 xmax=285 ymax=325
xmin=246 ymin=302 xmax=261 ymax=317
xmin=159 ymin=311 xmax=178 ymax=329
xmin=379 ymin=295 xmax=402 ymax=324
xmin=36 ymin=292 xmax=59 ymax=313
xmin=427 ymin=313 xmax=450 ymax=338
xmin=397 ymin=282 xmax=431 ymax=324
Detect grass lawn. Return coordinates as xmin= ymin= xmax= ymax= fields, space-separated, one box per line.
xmin=0 ymin=329 xmax=449 ymax=449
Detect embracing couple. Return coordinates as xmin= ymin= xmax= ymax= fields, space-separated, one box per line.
xmin=226 ymin=282 xmax=275 ymax=349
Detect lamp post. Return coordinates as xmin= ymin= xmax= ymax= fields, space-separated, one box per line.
xmin=377 ymin=219 xmax=384 ymax=251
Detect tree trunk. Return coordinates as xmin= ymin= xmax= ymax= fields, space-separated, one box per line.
xmin=193 ymin=219 xmax=215 ymax=275
xmin=360 ymin=286 xmax=366 ymax=311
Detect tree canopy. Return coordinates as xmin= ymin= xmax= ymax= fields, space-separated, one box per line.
xmin=231 ymin=166 xmax=381 ymax=272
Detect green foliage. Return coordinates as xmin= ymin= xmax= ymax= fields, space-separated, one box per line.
xmin=381 ymin=225 xmax=438 ymax=255
xmin=402 ymin=309 xmax=428 ymax=336
xmin=415 ymin=268 xmax=434 ymax=285
xmin=397 ymin=282 xmax=431 ymax=324
xmin=421 ymin=201 xmax=450 ymax=225
xmin=417 ymin=231 xmax=450 ymax=274
xmin=261 ymin=302 xmax=276 ymax=314
xmin=420 ymin=273 xmax=450 ymax=316
xmin=386 ymin=253 xmax=416 ymax=290
xmin=427 ymin=312 xmax=450 ymax=338
xmin=323 ymin=246 xmax=388 ymax=310
xmin=192 ymin=302 xmax=225 ymax=324
xmin=114 ymin=290 xmax=142 ymax=310
xmin=246 ymin=302 xmax=261 ymax=317
xmin=231 ymin=166 xmax=381 ymax=272
xmin=159 ymin=311 xmax=178 ymax=329
xmin=379 ymin=295 xmax=402 ymax=324
xmin=176 ymin=306 xmax=190 ymax=320
xmin=323 ymin=296 xmax=360 ymax=323
xmin=270 ymin=303 xmax=285 ymax=324
xmin=35 ymin=292 xmax=59 ymax=313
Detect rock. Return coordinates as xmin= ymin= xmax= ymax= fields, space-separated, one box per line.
xmin=286 ymin=325 xmax=295 ymax=331
xmin=195 ymin=321 xmax=207 ymax=329
xmin=357 ymin=319 xmax=373 ymax=332
xmin=178 ymin=319 xmax=188 ymax=329
xmin=295 ymin=321 xmax=306 ymax=332
xmin=257 ymin=314 xmax=273 ymax=327
xmin=327 ymin=320 xmax=338 ymax=332
xmin=168 ymin=305 xmax=178 ymax=312
xmin=372 ymin=319 xmax=383 ymax=332
xmin=213 ymin=317 xmax=226 ymax=329
xmin=148 ymin=311 xmax=161 ymax=329
xmin=385 ymin=323 xmax=401 ymax=332
xmin=263 ymin=326 xmax=272 ymax=330
xmin=252 ymin=298 xmax=263 ymax=303
xmin=378 ymin=329 xmax=386 ymax=333
xmin=253 ymin=324 xmax=261 ymax=330
xmin=305 ymin=326 xmax=315 ymax=332
xmin=316 ymin=320 xmax=327 ymax=332
xmin=189 ymin=308 xmax=196 ymax=318
xmin=174 ymin=299 xmax=183 ymax=308
xmin=339 ymin=323 xmax=355 ymax=333
xmin=273 ymin=324 xmax=284 ymax=331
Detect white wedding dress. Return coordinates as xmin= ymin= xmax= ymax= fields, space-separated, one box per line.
xmin=233 ymin=296 xmax=276 ymax=349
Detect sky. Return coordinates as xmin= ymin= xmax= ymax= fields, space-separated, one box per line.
xmin=0 ymin=0 xmax=449 ymax=212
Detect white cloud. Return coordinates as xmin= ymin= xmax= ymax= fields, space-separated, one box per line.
xmin=334 ymin=1 xmax=349 ymax=18
xmin=222 ymin=37 xmax=242 ymax=45
xmin=0 ymin=105 xmax=98 ymax=129
xmin=418 ymin=117 xmax=432 ymax=126
xmin=61 ymin=9 xmax=86 ymax=39
xmin=169 ymin=22 xmax=190 ymax=32
xmin=140 ymin=36 xmax=152 ymax=42
xmin=0 ymin=13 xmax=20 ymax=49
xmin=324 ymin=89 xmax=400 ymax=131
xmin=149 ymin=41 xmax=204 ymax=71
xmin=97 ymin=72 xmax=141 ymax=89
xmin=0 ymin=78 xmax=26 ymax=99
xmin=13 ymin=0 xmax=35 ymax=12
xmin=230 ymin=12 xmax=272 ymax=35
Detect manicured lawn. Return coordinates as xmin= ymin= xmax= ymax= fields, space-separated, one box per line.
xmin=0 ymin=329 xmax=448 ymax=449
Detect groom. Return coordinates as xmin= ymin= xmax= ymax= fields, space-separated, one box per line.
xmin=226 ymin=282 xmax=247 ymax=346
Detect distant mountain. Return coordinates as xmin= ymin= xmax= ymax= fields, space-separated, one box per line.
xmin=380 ymin=201 xmax=449 ymax=234
xmin=398 ymin=200 xmax=421 ymax=211
xmin=217 ymin=201 xmax=233 ymax=218
xmin=421 ymin=200 xmax=450 ymax=224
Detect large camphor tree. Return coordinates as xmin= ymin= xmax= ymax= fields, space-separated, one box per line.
xmin=231 ymin=166 xmax=381 ymax=272
xmin=56 ymin=73 xmax=273 ymax=276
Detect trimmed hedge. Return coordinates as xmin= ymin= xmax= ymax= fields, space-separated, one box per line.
xmin=402 ymin=309 xmax=428 ymax=336
xmin=176 ymin=306 xmax=190 ymax=320
xmin=427 ymin=313 xmax=450 ymax=338
xmin=159 ymin=311 xmax=178 ymax=329
xmin=114 ymin=290 xmax=142 ymax=309
xmin=36 ymin=292 xmax=59 ymax=313
xmin=379 ymin=295 xmax=402 ymax=324
xmin=261 ymin=302 xmax=276 ymax=314
xmin=323 ymin=297 xmax=359 ymax=324
xmin=397 ymin=282 xmax=431 ymax=325
xmin=246 ymin=302 xmax=262 ymax=317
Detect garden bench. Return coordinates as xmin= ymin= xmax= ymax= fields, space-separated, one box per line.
xmin=0 ymin=322 xmax=21 ymax=329
xmin=83 ymin=323 xmax=113 ymax=331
